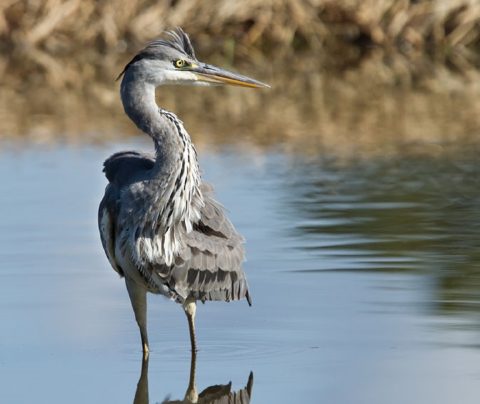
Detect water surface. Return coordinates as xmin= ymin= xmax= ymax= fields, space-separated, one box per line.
xmin=1 ymin=139 xmax=480 ymax=403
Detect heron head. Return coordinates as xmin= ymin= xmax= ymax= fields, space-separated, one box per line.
xmin=117 ymin=28 xmax=269 ymax=89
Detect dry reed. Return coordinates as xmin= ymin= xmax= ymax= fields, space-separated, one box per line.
xmin=1 ymin=0 xmax=480 ymax=86
xmin=1 ymin=1 xmax=480 ymax=157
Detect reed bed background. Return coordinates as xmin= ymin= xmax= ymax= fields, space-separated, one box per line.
xmin=1 ymin=0 xmax=480 ymax=156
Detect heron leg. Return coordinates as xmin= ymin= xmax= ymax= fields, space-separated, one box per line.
xmin=184 ymin=345 xmax=198 ymax=402
xmin=125 ymin=276 xmax=149 ymax=358
xmin=133 ymin=355 xmax=149 ymax=404
xmin=183 ymin=297 xmax=197 ymax=353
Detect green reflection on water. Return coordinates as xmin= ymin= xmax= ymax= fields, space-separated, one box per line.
xmin=284 ymin=153 xmax=480 ymax=315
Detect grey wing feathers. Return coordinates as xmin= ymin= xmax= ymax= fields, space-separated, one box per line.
xmin=99 ymin=151 xmax=155 ymax=277
xmin=102 ymin=151 xmax=154 ymax=185
xmin=98 ymin=190 xmax=123 ymax=276
xmin=161 ymin=183 xmax=251 ymax=305
xmin=198 ymin=183 xmax=242 ymax=241
xmin=162 ymin=371 xmax=253 ymax=404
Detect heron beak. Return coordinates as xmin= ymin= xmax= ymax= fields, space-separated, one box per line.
xmin=191 ymin=63 xmax=270 ymax=88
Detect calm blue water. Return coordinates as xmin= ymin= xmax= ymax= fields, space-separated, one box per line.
xmin=1 ymin=138 xmax=480 ymax=403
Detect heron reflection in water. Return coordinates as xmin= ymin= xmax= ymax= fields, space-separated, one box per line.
xmin=98 ymin=28 xmax=269 ymax=356
xmin=133 ymin=352 xmax=253 ymax=404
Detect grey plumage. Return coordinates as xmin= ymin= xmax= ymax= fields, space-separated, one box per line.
xmin=116 ymin=29 xmax=196 ymax=81
xmin=97 ymin=28 xmax=267 ymax=356
xmin=99 ymin=150 xmax=250 ymax=304
xmin=161 ymin=372 xmax=253 ymax=404
xmin=133 ymin=353 xmax=254 ymax=404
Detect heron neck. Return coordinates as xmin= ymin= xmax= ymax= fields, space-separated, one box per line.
xmin=120 ymin=74 xmax=183 ymax=171
xmin=120 ymin=72 xmax=203 ymax=240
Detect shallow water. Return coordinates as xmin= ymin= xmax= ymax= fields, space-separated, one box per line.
xmin=1 ymin=138 xmax=480 ymax=403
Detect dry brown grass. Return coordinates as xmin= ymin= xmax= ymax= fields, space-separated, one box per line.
xmin=1 ymin=1 xmax=480 ymax=157
xmin=1 ymin=0 xmax=480 ymax=87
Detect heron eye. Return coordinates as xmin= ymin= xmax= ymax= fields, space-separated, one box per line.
xmin=174 ymin=59 xmax=187 ymax=68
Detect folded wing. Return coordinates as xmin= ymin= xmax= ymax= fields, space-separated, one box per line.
xmin=156 ymin=183 xmax=251 ymax=305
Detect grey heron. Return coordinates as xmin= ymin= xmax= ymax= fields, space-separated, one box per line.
xmin=133 ymin=352 xmax=254 ymax=403
xmin=98 ymin=28 xmax=268 ymax=357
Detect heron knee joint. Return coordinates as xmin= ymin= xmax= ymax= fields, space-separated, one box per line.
xmin=183 ymin=297 xmax=196 ymax=317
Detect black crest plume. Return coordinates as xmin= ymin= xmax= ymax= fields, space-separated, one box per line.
xmin=116 ymin=28 xmax=197 ymax=81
